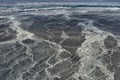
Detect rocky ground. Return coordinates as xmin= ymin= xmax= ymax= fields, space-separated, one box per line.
xmin=0 ymin=5 xmax=120 ymax=80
